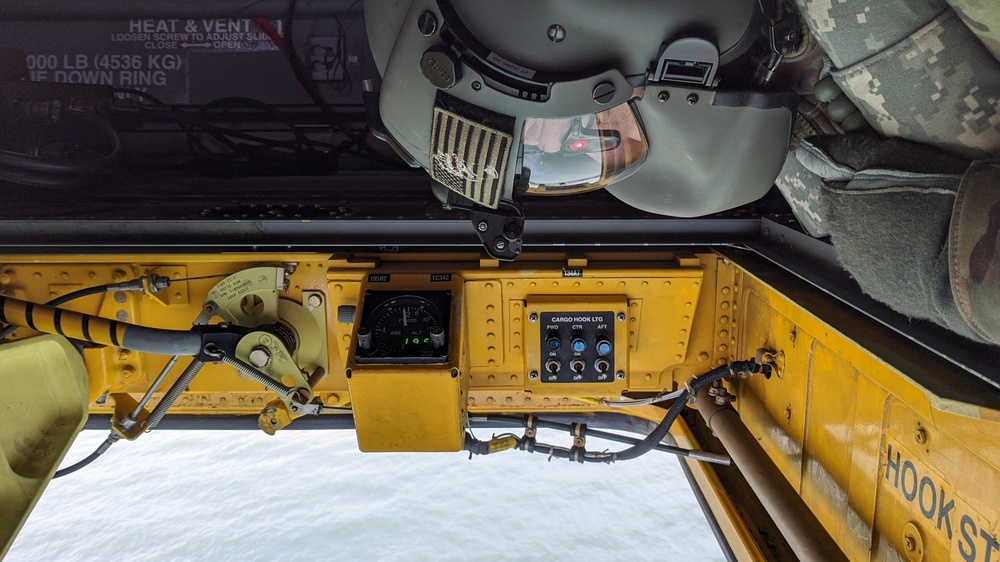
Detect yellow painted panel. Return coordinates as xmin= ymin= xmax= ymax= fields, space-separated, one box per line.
xmin=872 ymin=398 xmax=1000 ymax=562
xmin=800 ymin=340 xmax=873 ymax=561
xmin=348 ymin=368 xmax=465 ymax=452
xmin=465 ymin=281 xmax=505 ymax=369
xmin=738 ymin=289 xmax=809 ymax=491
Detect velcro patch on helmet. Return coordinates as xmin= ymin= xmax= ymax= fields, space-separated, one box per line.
xmin=430 ymin=104 xmax=512 ymax=209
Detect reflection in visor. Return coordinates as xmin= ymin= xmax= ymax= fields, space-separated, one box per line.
xmin=520 ymin=102 xmax=647 ymax=195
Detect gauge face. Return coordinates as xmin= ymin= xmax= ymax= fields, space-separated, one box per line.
xmin=369 ymin=295 xmax=444 ymax=355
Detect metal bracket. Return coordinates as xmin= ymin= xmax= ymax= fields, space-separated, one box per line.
xmin=756 ymin=347 xmax=784 ymax=379
xmin=757 ymin=0 xmax=802 ymax=86
xmin=444 ymin=188 xmax=524 ymax=260
xmin=569 ymin=422 xmax=587 ymax=462
xmin=470 ymin=202 xmax=524 ymax=261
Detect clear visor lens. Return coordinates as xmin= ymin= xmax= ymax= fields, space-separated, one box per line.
xmin=520 ymin=102 xmax=647 ymax=194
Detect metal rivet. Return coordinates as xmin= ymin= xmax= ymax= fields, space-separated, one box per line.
xmin=687 ymin=93 xmax=699 ymax=105
xmin=417 ymin=11 xmax=438 ymax=36
xmin=307 ymin=294 xmax=323 ymax=309
xmin=658 ymin=91 xmax=669 ymax=102
xmin=547 ymin=24 xmax=566 ymax=43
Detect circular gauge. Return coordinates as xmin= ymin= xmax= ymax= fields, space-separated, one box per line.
xmin=368 ymin=295 xmax=445 ymax=355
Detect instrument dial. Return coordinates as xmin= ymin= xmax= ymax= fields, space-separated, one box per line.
xmin=368 ymin=295 xmax=445 ymax=354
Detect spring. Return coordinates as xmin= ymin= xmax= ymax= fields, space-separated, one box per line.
xmin=218 ymin=353 xmax=295 ymax=399
xmin=145 ymin=358 xmax=205 ymax=430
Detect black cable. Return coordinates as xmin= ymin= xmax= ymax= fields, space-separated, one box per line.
xmin=112 ymin=87 xmax=167 ymax=106
xmin=281 ymin=0 xmax=405 ymax=167
xmin=0 ymin=111 xmax=123 ymax=188
xmin=478 ymin=360 xmax=768 ymax=464
xmin=583 ymin=360 xmax=766 ymax=463
xmin=53 ymin=433 xmax=119 ymax=479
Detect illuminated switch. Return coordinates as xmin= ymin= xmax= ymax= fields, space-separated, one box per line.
xmin=595 ymin=338 xmax=612 ymax=356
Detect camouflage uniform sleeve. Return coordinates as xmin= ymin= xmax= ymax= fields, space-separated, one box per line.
xmin=950 ymin=160 xmax=1000 ymax=345
xmin=774 ymin=151 xmax=831 ymax=238
xmin=795 ymin=0 xmax=1000 ymax=160
xmin=795 ymin=0 xmax=946 ymax=68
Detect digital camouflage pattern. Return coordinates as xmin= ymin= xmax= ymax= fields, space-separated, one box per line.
xmin=794 ymin=0 xmax=945 ymax=68
xmin=832 ymin=11 xmax=1000 ymax=160
xmin=950 ymin=161 xmax=1000 ymax=345
xmin=794 ymin=0 xmax=1000 ymax=160
xmin=947 ymin=0 xmax=1000 ymax=59
xmin=774 ymin=151 xmax=830 ymax=238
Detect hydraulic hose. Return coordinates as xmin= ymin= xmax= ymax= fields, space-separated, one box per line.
xmin=583 ymin=360 xmax=767 ymax=463
xmin=53 ymin=433 xmax=119 ymax=479
xmin=0 ymin=295 xmax=202 ymax=355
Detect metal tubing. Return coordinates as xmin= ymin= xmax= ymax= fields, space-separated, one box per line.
xmin=531 ymin=416 xmax=731 ymax=465
xmin=694 ymin=385 xmax=848 ymax=562
xmin=131 ymin=355 xmax=179 ymax=419
xmin=145 ymin=358 xmax=205 ymax=430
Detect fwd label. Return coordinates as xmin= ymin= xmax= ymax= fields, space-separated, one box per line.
xmin=883 ymin=442 xmax=998 ymax=561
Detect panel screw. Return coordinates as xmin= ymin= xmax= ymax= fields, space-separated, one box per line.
xmin=615 ymin=371 xmax=626 ymax=380
xmin=248 ymin=346 xmax=271 ymax=368
xmin=494 ymin=238 xmax=507 ymax=251
xmin=307 ymin=294 xmax=323 ymax=309
xmin=547 ymin=24 xmax=566 ymax=43
xmin=904 ymin=534 xmax=916 ymax=552
xmin=658 ymin=91 xmax=669 ymax=102
xmin=529 ymin=370 xmax=539 ymax=380
xmin=528 ymin=312 xmax=538 ymax=322
xmin=417 ymin=11 xmax=438 ymax=36
xmin=915 ymin=427 xmax=927 ymax=444
xmin=477 ymin=220 xmax=489 ymax=232
xmin=471 ymin=81 xmax=482 ymax=91
xmin=687 ymin=93 xmax=699 ymax=105
xmin=592 ymin=81 xmax=616 ymax=105
xmin=616 ymin=312 xmax=626 ymax=322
